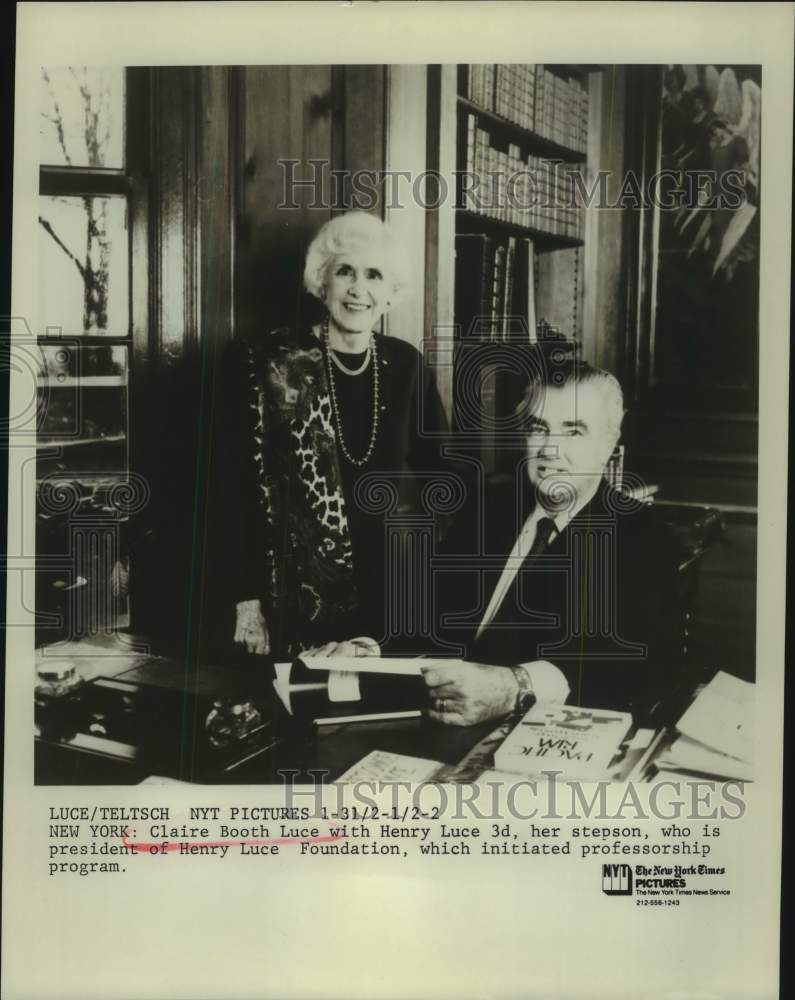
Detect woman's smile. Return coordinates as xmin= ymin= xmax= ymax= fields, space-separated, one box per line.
xmin=324 ymin=250 xmax=392 ymax=337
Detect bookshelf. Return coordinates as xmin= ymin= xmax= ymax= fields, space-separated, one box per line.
xmin=456 ymin=209 xmax=582 ymax=251
xmin=443 ymin=63 xmax=597 ymax=473
xmin=457 ymin=96 xmax=587 ymax=165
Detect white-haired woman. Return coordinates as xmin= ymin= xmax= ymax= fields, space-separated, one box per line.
xmin=230 ymin=211 xmax=448 ymax=659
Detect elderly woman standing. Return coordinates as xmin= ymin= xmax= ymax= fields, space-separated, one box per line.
xmin=231 ymin=211 xmax=448 ymax=659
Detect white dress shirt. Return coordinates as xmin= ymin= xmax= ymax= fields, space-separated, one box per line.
xmin=475 ymin=482 xmax=602 ymax=704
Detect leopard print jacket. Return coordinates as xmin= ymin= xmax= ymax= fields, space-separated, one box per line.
xmin=243 ymin=327 xmax=358 ymax=654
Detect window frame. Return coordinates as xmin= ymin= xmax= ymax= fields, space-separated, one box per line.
xmin=35 ymin=68 xmax=151 ymax=641
xmin=36 ymin=67 xmax=150 ymax=461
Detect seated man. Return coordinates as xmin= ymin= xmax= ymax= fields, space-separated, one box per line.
xmin=424 ymin=359 xmax=682 ymax=727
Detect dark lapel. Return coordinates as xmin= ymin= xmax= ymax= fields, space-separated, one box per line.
xmin=542 ymin=479 xmax=614 ymax=556
xmin=483 ymin=477 xmax=536 ymax=559
xmin=485 ymin=478 xmax=614 ymax=560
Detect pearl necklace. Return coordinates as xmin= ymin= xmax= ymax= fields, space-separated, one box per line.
xmin=328 ymin=341 xmax=371 ymax=376
xmin=323 ymin=318 xmax=380 ymax=468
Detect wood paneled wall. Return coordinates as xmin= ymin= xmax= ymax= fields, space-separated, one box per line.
xmin=581 ymin=66 xmax=629 ymax=376
xmin=235 ymin=65 xmax=335 ymax=338
xmin=234 ymin=64 xmax=387 ymax=339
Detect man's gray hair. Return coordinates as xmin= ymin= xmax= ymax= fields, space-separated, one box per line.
xmin=564 ymin=362 xmax=625 ymax=438
xmin=522 ymin=358 xmax=625 ymax=437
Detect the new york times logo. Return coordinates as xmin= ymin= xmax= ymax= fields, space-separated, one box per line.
xmin=601 ymin=863 xmax=633 ymax=896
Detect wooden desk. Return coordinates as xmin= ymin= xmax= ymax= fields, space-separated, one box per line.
xmin=255 ymin=716 xmax=498 ymax=784
xmin=34 ymin=639 xmax=497 ymax=785
xmin=34 ymin=637 xmax=696 ymax=785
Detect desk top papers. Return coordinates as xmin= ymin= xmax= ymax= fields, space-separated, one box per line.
xmin=653 ymin=670 xmax=754 ymax=781
xmin=335 ymin=750 xmax=443 ymax=784
xmin=494 ymin=703 xmax=633 ymax=780
xmin=675 ymin=670 xmax=753 ymax=762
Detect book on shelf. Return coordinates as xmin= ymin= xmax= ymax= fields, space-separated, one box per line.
xmin=461 ymin=64 xmax=587 ymax=157
xmin=454 ymin=233 xmax=494 ymax=340
xmin=459 ymin=114 xmax=584 ymax=238
xmin=495 ymin=63 xmax=507 ymax=120
xmin=476 ymin=126 xmax=489 ymax=214
xmin=507 ymin=142 xmax=521 ymax=225
xmin=463 ymin=113 xmax=476 ymax=209
xmin=487 ymin=134 xmax=497 ymax=219
xmin=494 ymin=702 xmax=633 ymax=780
xmin=501 ymin=236 xmax=516 ymax=339
xmin=490 ymin=242 xmax=506 ymax=338
xmin=525 ymin=238 xmax=537 ymax=339
xmin=455 ymin=233 xmax=537 ymax=344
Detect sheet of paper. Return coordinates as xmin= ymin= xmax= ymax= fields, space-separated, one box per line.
xmin=273 ymin=662 xmax=293 ymax=714
xmin=335 ymin=750 xmax=443 ymax=784
xmin=656 ymin=734 xmax=754 ymax=782
xmin=676 ymin=670 xmax=754 ymax=762
xmin=137 ymin=775 xmax=196 ymax=788
xmin=298 ymin=654 xmax=438 ymax=676
xmin=327 ymin=670 xmax=362 ymax=702
xmin=315 ymin=710 xmax=422 ymax=726
xmin=627 ymin=727 xmax=656 ymax=751
xmin=477 ymin=769 xmax=528 ymax=783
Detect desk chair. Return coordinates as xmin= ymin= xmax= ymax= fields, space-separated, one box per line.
xmin=606 ymin=446 xmax=727 ymax=718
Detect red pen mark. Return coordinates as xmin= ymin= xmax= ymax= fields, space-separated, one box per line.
xmin=123 ymin=834 xmax=345 ymax=853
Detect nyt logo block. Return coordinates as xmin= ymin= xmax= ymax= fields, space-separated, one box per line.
xmin=602 ymin=863 xmax=633 ymax=896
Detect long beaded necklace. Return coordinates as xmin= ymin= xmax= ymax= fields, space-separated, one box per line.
xmin=322 ymin=317 xmax=380 ymax=468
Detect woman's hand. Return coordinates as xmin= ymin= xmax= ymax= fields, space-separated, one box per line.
xmin=234 ymin=599 xmax=270 ymax=655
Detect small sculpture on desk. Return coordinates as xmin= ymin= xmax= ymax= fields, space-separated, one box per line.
xmin=35 ymin=661 xmax=86 ymax=742
xmin=35 ymin=660 xmax=84 ymax=703
xmin=205 ymin=700 xmax=263 ymax=749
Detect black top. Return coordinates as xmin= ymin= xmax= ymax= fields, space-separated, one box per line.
xmin=328 ymin=335 xmax=449 ymax=643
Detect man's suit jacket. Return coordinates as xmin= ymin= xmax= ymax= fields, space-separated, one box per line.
xmin=432 ymin=479 xmax=684 ymax=723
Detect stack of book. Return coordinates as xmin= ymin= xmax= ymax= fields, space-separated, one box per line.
xmin=533 ymin=66 xmax=589 ymax=153
xmin=462 ymin=64 xmax=588 ymax=155
xmin=494 ymin=64 xmax=537 ymax=132
xmin=465 ymin=63 xmax=496 ymax=111
xmin=461 ymin=112 xmax=583 ymax=237
xmin=493 ymin=703 xmax=633 ymax=781
xmin=454 ymin=233 xmax=535 ymax=342
xmin=525 ymin=154 xmax=581 ymax=237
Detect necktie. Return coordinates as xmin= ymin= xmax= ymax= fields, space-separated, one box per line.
xmin=528 ymin=516 xmax=557 ymax=557
xmin=480 ymin=515 xmax=558 ymax=639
